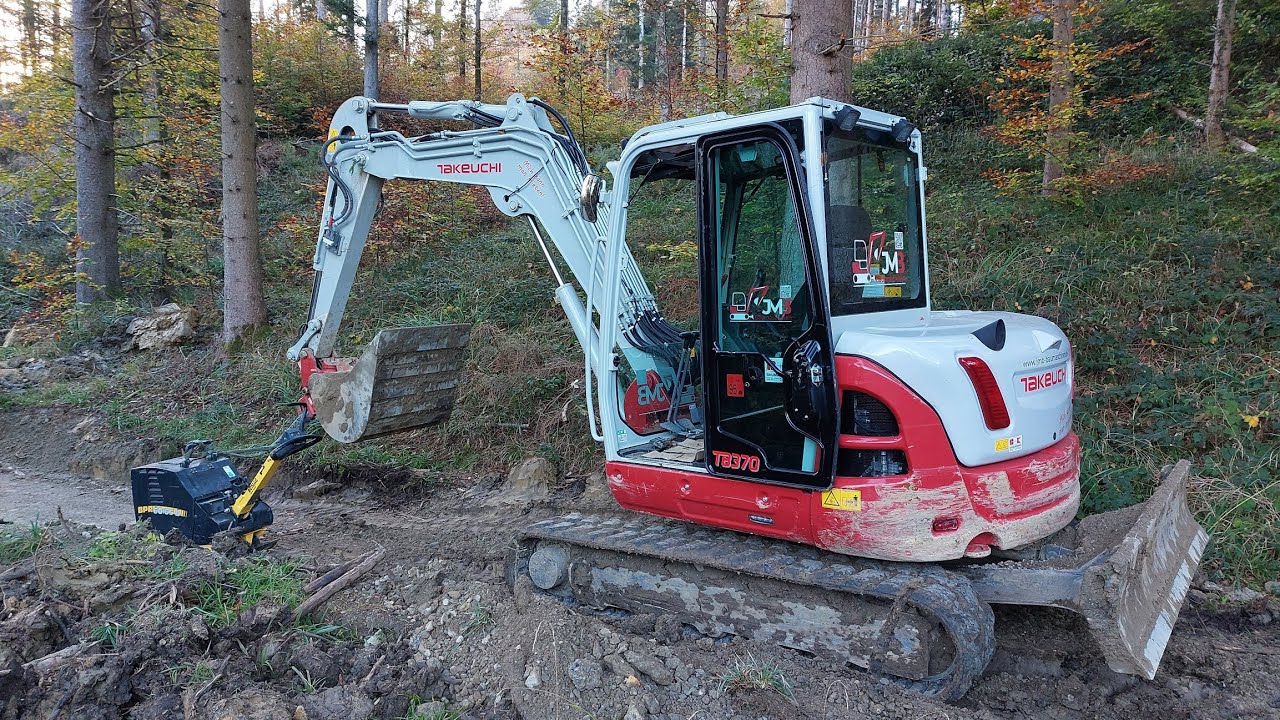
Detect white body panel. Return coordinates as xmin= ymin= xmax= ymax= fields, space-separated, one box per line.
xmin=835 ymin=310 xmax=1073 ymax=467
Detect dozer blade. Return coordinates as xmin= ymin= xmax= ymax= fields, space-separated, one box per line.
xmin=308 ymin=325 xmax=471 ymax=443
xmin=958 ymin=460 xmax=1208 ymax=679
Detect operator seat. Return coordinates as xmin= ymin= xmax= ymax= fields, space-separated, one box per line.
xmin=827 ymin=204 xmax=873 ymax=308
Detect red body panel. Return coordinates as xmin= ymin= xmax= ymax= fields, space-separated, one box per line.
xmin=607 ymin=355 xmax=1080 ymax=562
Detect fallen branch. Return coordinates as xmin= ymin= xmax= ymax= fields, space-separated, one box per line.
xmin=290 ymin=548 xmax=385 ymax=621
xmin=303 ymin=559 xmax=357 ymax=594
xmin=22 ymin=640 xmax=100 ymax=673
xmin=1169 ymin=106 xmax=1260 ymax=153
xmin=1214 ymin=643 xmax=1280 ymax=656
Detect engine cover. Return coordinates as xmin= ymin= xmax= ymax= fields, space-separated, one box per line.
xmin=834 ymin=310 xmax=1073 ymax=467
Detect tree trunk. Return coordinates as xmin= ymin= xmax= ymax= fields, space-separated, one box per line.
xmin=22 ymin=0 xmax=39 ymax=74
xmin=457 ymin=0 xmax=467 ymax=80
xmin=142 ymin=0 xmax=174 ymax=303
xmin=790 ymin=0 xmax=850 ymax=103
xmin=713 ymin=0 xmax=726 ymax=98
xmin=379 ymin=0 xmax=389 ymax=26
xmin=854 ymin=0 xmax=870 ymax=51
xmin=657 ymin=5 xmax=670 ymax=120
xmin=365 ymin=0 xmax=379 ymax=97
xmin=316 ymin=0 xmax=328 ymax=21
xmin=680 ymin=2 xmax=688 ymax=73
xmin=1204 ymin=0 xmax=1236 ymax=149
xmin=783 ymin=0 xmax=792 ymax=47
xmin=637 ymin=0 xmax=646 ymax=90
xmin=72 ymin=0 xmax=120 ymax=303
xmin=473 ymin=0 xmax=481 ymax=100
xmin=51 ymin=0 xmax=62 ymax=60
xmin=218 ymin=0 xmax=266 ymax=343
xmin=1042 ymin=0 xmax=1073 ymax=194
xmin=557 ymin=0 xmax=568 ymax=95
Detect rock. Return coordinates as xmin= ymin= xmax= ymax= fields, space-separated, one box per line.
xmin=1226 ymin=587 xmax=1264 ymax=604
xmin=624 ymin=650 xmax=675 ymax=686
xmin=578 ymin=470 xmax=613 ymax=506
xmin=1265 ymin=581 xmax=1280 ymax=597
xmin=294 ymin=479 xmax=342 ymax=500
xmin=603 ymin=653 xmax=640 ymax=681
xmin=206 ymin=688 xmax=296 ymax=720
xmin=411 ymin=701 xmax=450 ymax=719
xmin=3 ymin=326 xmax=38 ymax=347
xmin=487 ymin=456 xmax=555 ymax=504
xmin=525 ymin=664 xmax=542 ymax=689
xmin=568 ymin=657 xmax=603 ymax=690
xmin=624 ymin=701 xmax=647 ymax=720
xmin=300 ymin=686 xmax=374 ymax=720
xmin=123 ymin=303 xmax=198 ymax=350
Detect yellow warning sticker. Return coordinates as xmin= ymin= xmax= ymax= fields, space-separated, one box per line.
xmin=821 ymin=488 xmax=862 ymax=512
xmin=327 ymin=127 xmax=339 ymax=140
xmin=994 ymin=435 xmax=1024 ymax=452
xmin=885 ymin=286 xmax=903 ymax=298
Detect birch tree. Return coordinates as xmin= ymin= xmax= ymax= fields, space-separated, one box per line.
xmin=365 ymin=0 xmax=380 ymax=98
xmin=218 ymin=0 xmax=267 ymax=343
xmin=72 ymin=0 xmax=120 ymax=302
xmin=1042 ymin=0 xmax=1074 ymax=194
xmin=1204 ymin=0 xmax=1237 ymax=149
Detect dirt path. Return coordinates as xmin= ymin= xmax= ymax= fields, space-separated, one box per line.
xmin=0 ymin=467 xmax=133 ymax=530
xmin=2 ymin=414 xmax=1279 ymax=719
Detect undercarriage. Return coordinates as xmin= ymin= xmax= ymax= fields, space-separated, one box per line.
xmin=512 ymin=462 xmax=1206 ymax=700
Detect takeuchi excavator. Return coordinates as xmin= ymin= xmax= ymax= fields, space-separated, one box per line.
xmin=282 ymin=94 xmax=1204 ymax=699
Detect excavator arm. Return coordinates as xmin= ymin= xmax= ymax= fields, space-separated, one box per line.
xmin=289 ymin=94 xmax=651 ymax=442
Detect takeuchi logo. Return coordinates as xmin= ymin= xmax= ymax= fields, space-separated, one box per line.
xmin=437 ymin=162 xmax=502 ymax=174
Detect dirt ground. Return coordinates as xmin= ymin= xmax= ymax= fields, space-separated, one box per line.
xmin=2 ymin=407 xmax=1278 ymax=720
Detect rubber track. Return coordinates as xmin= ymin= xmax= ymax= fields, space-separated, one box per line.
xmin=521 ymin=512 xmax=996 ymax=701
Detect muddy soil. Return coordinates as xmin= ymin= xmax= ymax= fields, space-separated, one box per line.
xmin=2 ymin=408 xmax=1279 ymax=720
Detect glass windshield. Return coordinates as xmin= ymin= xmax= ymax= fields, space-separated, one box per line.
xmin=824 ymin=123 xmax=926 ymax=314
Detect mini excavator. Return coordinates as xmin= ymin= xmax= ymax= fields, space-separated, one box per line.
xmin=148 ymin=94 xmax=1209 ymax=700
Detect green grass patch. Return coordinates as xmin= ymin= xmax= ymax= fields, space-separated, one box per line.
xmin=0 ymin=522 xmax=46 ymax=564
xmin=192 ymin=556 xmax=304 ymax=627
xmin=718 ymin=653 xmax=795 ymax=703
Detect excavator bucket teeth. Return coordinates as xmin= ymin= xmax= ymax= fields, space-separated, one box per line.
xmin=308 ymin=325 xmax=471 ymax=443
xmin=1076 ymin=460 xmax=1208 ymax=679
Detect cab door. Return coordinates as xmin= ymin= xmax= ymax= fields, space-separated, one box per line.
xmin=696 ymin=125 xmax=838 ymax=488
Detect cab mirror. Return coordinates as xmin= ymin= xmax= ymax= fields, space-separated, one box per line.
xmin=580 ymin=174 xmax=604 ymax=223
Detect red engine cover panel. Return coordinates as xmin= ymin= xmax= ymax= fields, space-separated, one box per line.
xmin=605 ymin=355 xmax=1081 ymax=562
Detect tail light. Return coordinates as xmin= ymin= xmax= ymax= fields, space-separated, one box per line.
xmin=958 ymin=356 xmax=1011 ymax=430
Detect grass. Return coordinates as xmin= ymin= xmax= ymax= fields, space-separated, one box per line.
xmin=167 ymin=660 xmax=219 ymax=689
xmin=291 ymin=621 xmax=359 ymax=643
xmin=0 ymin=522 xmax=46 ymax=564
xmin=90 ymin=621 xmax=127 ymax=649
xmin=291 ymin=666 xmax=326 ymax=694
xmin=461 ymin=603 xmax=495 ymax=638
xmin=192 ymin=556 xmax=304 ymax=628
xmin=718 ymin=653 xmax=796 ymax=703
